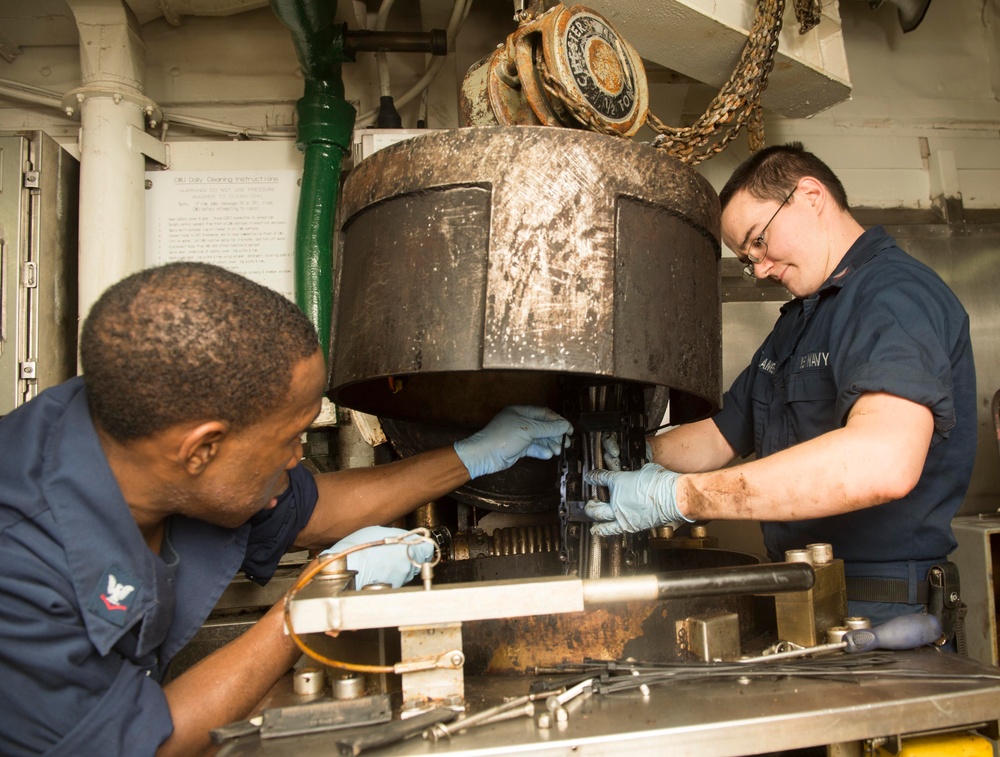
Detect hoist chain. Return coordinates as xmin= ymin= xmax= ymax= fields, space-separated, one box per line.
xmin=794 ymin=0 xmax=823 ymax=34
xmin=646 ymin=0 xmax=786 ymax=165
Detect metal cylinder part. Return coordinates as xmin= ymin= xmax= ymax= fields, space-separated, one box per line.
xmin=319 ymin=556 xmax=350 ymax=575
xmin=332 ymin=673 xmax=366 ymax=700
xmin=826 ymin=626 xmax=850 ymax=643
xmin=580 ymin=562 xmax=815 ymax=605
xmin=784 ymin=549 xmax=814 ymax=565
xmin=331 ymin=126 xmax=721 ymax=425
xmin=807 ymin=543 xmax=834 ymax=564
xmin=332 ymin=126 xmax=721 ymax=511
xmin=609 ymin=535 xmax=623 ymax=578
xmin=411 ymin=502 xmax=440 ymax=530
xmin=293 ymin=667 xmax=326 ymax=696
xmin=317 ymin=559 xmax=357 ymax=593
xmin=588 ymin=534 xmax=603 ymax=580
xmin=845 ymin=616 xmax=871 ymax=630
xmin=333 ymin=673 xmax=365 ymax=699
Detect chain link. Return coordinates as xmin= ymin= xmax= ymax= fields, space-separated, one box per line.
xmin=794 ymin=0 xmax=823 ymax=34
xmin=646 ymin=0 xmax=786 ymax=165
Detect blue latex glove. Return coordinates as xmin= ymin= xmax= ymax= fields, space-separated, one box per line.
xmin=584 ymin=463 xmax=692 ymax=537
xmin=600 ymin=434 xmax=654 ymax=472
xmin=453 ymin=405 xmax=572 ymax=480
xmin=321 ymin=526 xmax=434 ymax=588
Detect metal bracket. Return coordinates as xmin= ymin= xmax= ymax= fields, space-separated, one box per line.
xmin=129 ymin=124 xmax=169 ymax=167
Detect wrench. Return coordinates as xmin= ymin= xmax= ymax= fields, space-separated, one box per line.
xmin=739 ymin=613 xmax=943 ymax=663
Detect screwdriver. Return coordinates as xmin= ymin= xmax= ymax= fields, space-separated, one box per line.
xmin=842 ymin=612 xmax=943 ymax=653
xmin=743 ymin=613 xmax=943 ymax=662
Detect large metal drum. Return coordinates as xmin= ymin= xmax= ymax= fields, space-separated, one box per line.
xmin=332 ymin=125 xmax=721 ymax=420
xmin=330 ymin=126 xmax=722 ymax=509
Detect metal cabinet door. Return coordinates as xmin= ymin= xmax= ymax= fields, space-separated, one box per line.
xmin=0 ymin=131 xmax=78 ymax=414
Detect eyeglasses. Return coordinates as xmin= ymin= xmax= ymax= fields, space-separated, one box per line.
xmin=742 ymin=186 xmax=796 ymax=280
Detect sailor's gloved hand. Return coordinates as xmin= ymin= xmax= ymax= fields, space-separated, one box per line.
xmin=454 ymin=405 xmax=572 ymax=480
xmin=321 ymin=526 xmax=434 ymax=588
xmin=584 ymin=463 xmax=692 ymax=536
xmin=600 ymin=434 xmax=654 ymax=472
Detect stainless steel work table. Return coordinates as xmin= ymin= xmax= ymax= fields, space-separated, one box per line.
xmin=218 ymin=649 xmax=1000 ymax=756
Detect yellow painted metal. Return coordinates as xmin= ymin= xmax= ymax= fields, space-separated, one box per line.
xmin=874 ymin=732 xmax=994 ymax=756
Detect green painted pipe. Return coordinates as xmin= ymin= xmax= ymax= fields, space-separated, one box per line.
xmin=271 ymin=0 xmax=356 ymax=365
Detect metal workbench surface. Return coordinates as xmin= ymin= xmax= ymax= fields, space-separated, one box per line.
xmin=218 ymin=650 xmax=1000 ymax=757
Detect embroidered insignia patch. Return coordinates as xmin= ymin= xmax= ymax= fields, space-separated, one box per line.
xmin=90 ymin=565 xmax=139 ymax=626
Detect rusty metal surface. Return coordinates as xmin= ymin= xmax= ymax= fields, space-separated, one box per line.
xmin=538 ymin=6 xmax=648 ymax=136
xmin=331 ymin=126 xmax=721 ymax=427
xmin=461 ymin=593 xmax=764 ymax=674
xmin=454 ymin=547 xmax=768 ymax=674
xmin=460 ymin=48 xmax=549 ymax=128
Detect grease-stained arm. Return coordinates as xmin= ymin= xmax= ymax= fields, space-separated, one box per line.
xmin=675 ymin=392 xmax=934 ymax=522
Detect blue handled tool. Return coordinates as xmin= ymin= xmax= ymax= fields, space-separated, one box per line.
xmin=744 ymin=612 xmax=943 ymax=663
xmin=843 ymin=612 xmax=943 ymax=653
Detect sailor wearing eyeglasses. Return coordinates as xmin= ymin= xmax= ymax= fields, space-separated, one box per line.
xmin=586 ymin=142 xmax=975 ymax=636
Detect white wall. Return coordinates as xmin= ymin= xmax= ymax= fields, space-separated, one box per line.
xmin=1 ymin=0 xmax=997 ymax=557
xmin=2 ymin=1 xmax=998 ymax=204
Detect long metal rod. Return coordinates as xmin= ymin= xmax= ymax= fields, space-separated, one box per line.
xmin=654 ymin=562 xmax=815 ymax=598
xmin=289 ymin=563 xmax=815 ymax=633
xmin=582 ymin=562 xmax=815 ymax=605
xmin=343 ymin=30 xmax=448 ymax=56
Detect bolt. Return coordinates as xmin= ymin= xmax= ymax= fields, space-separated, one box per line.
xmin=450 ymin=653 xmax=464 ymax=667
xmin=536 ymin=712 xmax=552 ymax=729
xmin=65 ymin=107 xmax=74 ymax=117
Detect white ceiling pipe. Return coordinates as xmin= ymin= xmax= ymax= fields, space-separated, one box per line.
xmin=65 ymin=0 xmax=158 ymax=321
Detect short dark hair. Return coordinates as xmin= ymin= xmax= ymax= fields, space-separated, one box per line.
xmin=719 ymin=142 xmax=849 ymax=211
xmin=80 ymin=262 xmax=320 ymax=442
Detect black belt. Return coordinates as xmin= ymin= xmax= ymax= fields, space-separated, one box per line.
xmin=846 ymin=577 xmax=930 ymax=604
